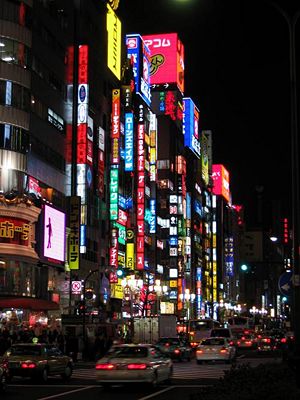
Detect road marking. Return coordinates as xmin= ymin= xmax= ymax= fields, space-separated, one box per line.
xmin=36 ymin=385 xmax=96 ymax=400
xmin=137 ymin=386 xmax=174 ymax=400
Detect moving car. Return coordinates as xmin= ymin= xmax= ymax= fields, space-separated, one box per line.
xmin=196 ymin=337 xmax=236 ymax=364
xmin=155 ymin=337 xmax=192 ymax=361
xmin=235 ymin=332 xmax=257 ymax=350
xmin=95 ymin=343 xmax=173 ymax=388
xmin=0 ymin=359 xmax=9 ymax=392
xmin=3 ymin=343 xmax=73 ymax=383
xmin=257 ymin=336 xmax=277 ymax=353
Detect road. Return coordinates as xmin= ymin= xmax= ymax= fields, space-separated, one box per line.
xmin=4 ymin=353 xmax=282 ymax=400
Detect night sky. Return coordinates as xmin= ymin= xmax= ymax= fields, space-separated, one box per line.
xmin=117 ymin=0 xmax=299 ymax=225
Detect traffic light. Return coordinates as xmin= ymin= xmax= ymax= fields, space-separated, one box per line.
xmin=75 ymin=300 xmax=85 ymax=315
xmin=240 ymin=263 xmax=249 ymax=272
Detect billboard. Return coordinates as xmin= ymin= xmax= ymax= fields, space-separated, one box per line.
xmin=143 ymin=33 xmax=184 ymax=93
xmin=183 ymin=97 xmax=200 ymax=158
xmin=212 ymin=164 xmax=230 ymax=203
xmin=106 ymin=3 xmax=122 ymax=80
xmin=43 ymin=204 xmax=66 ymax=263
xmin=126 ymin=34 xmax=151 ymax=106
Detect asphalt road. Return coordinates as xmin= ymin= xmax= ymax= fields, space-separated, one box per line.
xmin=3 ymin=351 xmax=282 ymax=400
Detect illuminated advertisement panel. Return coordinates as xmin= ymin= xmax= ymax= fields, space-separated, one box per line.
xmin=0 ymin=217 xmax=30 ymax=246
xmin=126 ymin=34 xmax=151 ymax=106
xmin=183 ymin=97 xmax=200 ymax=158
xmin=201 ymin=133 xmax=209 ymax=185
xmin=43 ymin=204 xmax=66 ymax=263
xmin=110 ymin=168 xmax=119 ymax=220
xmin=106 ymin=3 xmax=121 ymax=80
xmin=111 ymin=89 xmax=120 ymax=165
xmin=136 ymin=122 xmax=145 ymax=271
xmin=68 ymin=196 xmax=80 ymax=270
xmin=212 ymin=164 xmax=230 ymax=203
xmin=143 ymin=33 xmax=184 ymax=93
xmin=125 ymin=112 xmax=134 ymax=171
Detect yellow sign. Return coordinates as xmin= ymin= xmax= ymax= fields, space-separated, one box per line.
xmin=111 ymin=281 xmax=123 ymax=299
xmin=169 ymin=280 xmax=177 ymax=288
xmin=126 ymin=243 xmax=134 ymax=270
xmin=106 ymin=4 xmax=121 ymax=80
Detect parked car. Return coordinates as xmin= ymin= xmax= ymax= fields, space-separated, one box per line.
xmin=3 ymin=343 xmax=73 ymax=383
xmin=155 ymin=337 xmax=192 ymax=361
xmin=0 ymin=359 xmax=9 ymax=392
xmin=196 ymin=337 xmax=236 ymax=364
xmin=95 ymin=343 xmax=173 ymax=389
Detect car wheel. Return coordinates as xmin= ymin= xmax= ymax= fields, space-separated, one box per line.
xmin=61 ymin=365 xmax=72 ymax=380
xmin=40 ymin=368 xmax=48 ymax=383
xmin=151 ymin=372 xmax=158 ymax=388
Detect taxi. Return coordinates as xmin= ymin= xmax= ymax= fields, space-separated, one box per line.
xmin=3 ymin=343 xmax=73 ymax=383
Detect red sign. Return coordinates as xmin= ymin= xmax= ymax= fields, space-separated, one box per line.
xmin=0 ymin=217 xmax=30 ymax=246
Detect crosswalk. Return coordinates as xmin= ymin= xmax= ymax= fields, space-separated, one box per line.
xmin=72 ymin=357 xmax=281 ymax=382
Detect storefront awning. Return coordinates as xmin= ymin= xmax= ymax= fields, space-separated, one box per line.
xmin=0 ymin=297 xmax=60 ymax=311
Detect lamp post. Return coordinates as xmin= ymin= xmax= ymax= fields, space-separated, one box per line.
xmin=82 ymin=269 xmax=99 ymax=358
xmin=266 ymin=1 xmax=300 ymax=359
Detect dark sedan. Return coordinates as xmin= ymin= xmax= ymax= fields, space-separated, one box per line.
xmin=155 ymin=337 xmax=192 ymax=361
xmin=3 ymin=343 xmax=73 ymax=383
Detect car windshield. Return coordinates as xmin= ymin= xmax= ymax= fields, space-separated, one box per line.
xmin=9 ymin=345 xmax=42 ymax=356
xmin=108 ymin=346 xmax=148 ymax=358
xmin=201 ymin=338 xmax=225 ymax=346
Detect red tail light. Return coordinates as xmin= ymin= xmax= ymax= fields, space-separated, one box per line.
xmin=127 ymin=363 xmax=147 ymax=370
xmin=165 ymin=343 xmax=170 ymax=347
xmin=229 ymin=341 xmax=234 ymax=346
xmin=95 ymin=364 xmax=115 ymax=370
xmin=196 ymin=349 xmax=203 ymax=354
xmin=281 ymin=338 xmax=287 ymax=343
xmin=21 ymin=362 xmax=36 ymax=369
xmin=263 ymin=338 xmax=271 ymax=343
xmin=220 ymin=348 xmax=228 ymax=353
xmin=174 ymin=349 xmax=180 ymax=354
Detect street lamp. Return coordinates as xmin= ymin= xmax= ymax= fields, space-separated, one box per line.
xmin=179 ymin=289 xmax=196 ymax=320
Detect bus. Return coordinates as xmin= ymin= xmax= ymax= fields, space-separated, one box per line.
xmin=227 ymin=316 xmax=254 ymax=334
xmin=187 ymin=318 xmax=221 ymax=348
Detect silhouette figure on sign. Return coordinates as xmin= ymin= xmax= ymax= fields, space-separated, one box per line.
xmin=46 ymin=217 xmax=53 ymax=248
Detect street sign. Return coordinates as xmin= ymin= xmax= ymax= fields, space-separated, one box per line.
xmin=278 ymin=271 xmax=293 ymax=296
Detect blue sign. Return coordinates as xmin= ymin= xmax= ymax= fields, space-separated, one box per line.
xmin=278 ymin=271 xmax=293 ymax=296
xmin=124 ymin=112 xmax=134 ymax=171
xmin=183 ymin=97 xmax=201 ymax=158
xmin=126 ymin=34 xmax=151 ymax=106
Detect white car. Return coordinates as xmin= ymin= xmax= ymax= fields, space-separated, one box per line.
xmin=95 ymin=343 xmax=173 ymax=389
xmin=196 ymin=337 xmax=236 ymax=364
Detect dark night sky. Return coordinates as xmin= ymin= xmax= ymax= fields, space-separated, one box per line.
xmin=117 ymin=0 xmax=299 ymax=225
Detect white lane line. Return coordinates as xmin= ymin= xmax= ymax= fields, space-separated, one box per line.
xmin=36 ymin=385 xmax=96 ymax=400
xmin=137 ymin=386 xmax=174 ymax=400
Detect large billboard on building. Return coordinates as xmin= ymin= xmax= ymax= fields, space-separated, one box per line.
xmin=106 ymin=3 xmax=122 ymax=80
xmin=143 ymin=33 xmax=185 ymax=94
xmin=183 ymin=97 xmax=200 ymax=158
xmin=126 ymin=34 xmax=151 ymax=106
xmin=212 ymin=164 xmax=230 ymax=203
xmin=43 ymin=204 xmax=66 ymax=263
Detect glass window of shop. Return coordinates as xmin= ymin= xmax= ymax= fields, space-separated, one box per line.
xmin=0 ymin=0 xmax=32 ymax=28
xmin=0 ymin=80 xmax=31 ymax=111
xmin=0 ymin=124 xmax=30 ymax=153
xmin=0 ymin=260 xmax=36 ymax=297
xmin=0 ymin=37 xmax=30 ymax=67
